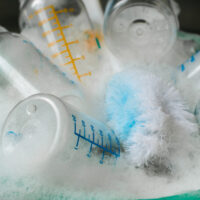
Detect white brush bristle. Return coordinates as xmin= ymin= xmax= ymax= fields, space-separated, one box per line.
xmin=105 ymin=69 xmax=199 ymax=173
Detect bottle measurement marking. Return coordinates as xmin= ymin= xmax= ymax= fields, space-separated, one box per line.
xmin=29 ymin=5 xmax=92 ymax=82
xmin=72 ymin=115 xmax=120 ymax=164
xmin=179 ymin=51 xmax=200 ymax=78
xmin=6 ymin=131 xmax=22 ymax=143
xmin=7 ymin=131 xmax=19 ymax=137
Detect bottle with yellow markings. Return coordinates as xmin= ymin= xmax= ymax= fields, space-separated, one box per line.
xmin=19 ymin=0 xmax=103 ymax=83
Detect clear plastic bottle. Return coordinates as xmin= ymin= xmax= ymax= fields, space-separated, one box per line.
xmin=19 ymin=0 xmax=102 ymax=82
xmin=176 ymin=51 xmax=200 ymax=81
xmin=174 ymin=51 xmax=200 ymax=112
xmin=0 ymin=32 xmax=83 ymax=132
xmin=82 ymin=0 xmax=104 ymax=29
xmin=104 ymin=0 xmax=179 ymax=65
xmin=19 ymin=0 xmax=26 ymax=9
xmin=1 ymin=94 xmax=121 ymax=169
xmin=0 ymin=31 xmax=81 ymax=99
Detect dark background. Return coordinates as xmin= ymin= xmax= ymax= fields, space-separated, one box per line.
xmin=0 ymin=0 xmax=200 ymax=34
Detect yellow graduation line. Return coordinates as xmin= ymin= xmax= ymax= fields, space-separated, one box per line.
xmin=30 ymin=5 xmax=91 ymax=82
xmin=38 ymin=16 xmax=56 ymax=26
xmin=48 ymin=38 xmax=64 ymax=47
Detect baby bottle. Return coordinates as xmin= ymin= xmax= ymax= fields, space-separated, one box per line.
xmin=0 ymin=31 xmax=81 ymax=98
xmin=82 ymin=0 xmax=104 ymax=29
xmin=19 ymin=0 xmax=102 ymax=83
xmin=1 ymin=94 xmax=121 ymax=171
xmin=104 ymin=0 xmax=179 ymax=65
xmin=174 ymin=51 xmax=200 ymax=112
xmin=0 ymin=31 xmax=83 ymax=132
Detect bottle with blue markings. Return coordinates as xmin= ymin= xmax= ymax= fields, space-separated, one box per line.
xmin=177 ymin=51 xmax=200 ymax=121
xmin=176 ymin=51 xmax=200 ymax=78
xmin=1 ymin=94 xmax=120 ymax=170
xmin=175 ymin=51 xmax=200 ymax=112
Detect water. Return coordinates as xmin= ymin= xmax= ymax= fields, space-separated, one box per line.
xmin=1 ymin=68 xmax=200 ymax=199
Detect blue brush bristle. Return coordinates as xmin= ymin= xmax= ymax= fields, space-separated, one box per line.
xmin=105 ymin=71 xmax=144 ymax=141
xmin=105 ymin=69 xmax=199 ymax=168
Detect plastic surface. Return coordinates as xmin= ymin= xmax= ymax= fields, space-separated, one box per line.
xmin=1 ymin=94 xmax=120 ymax=168
xmin=19 ymin=0 xmax=101 ymax=82
xmin=104 ymin=0 xmax=179 ymax=65
xmin=178 ymin=31 xmax=200 ymax=52
xmin=82 ymin=0 xmax=104 ymax=28
xmin=177 ymin=51 xmax=200 ymax=121
xmin=0 ymin=26 xmax=8 ymax=33
xmin=173 ymin=51 xmax=200 ymax=111
xmin=0 ymin=32 xmax=81 ymax=98
xmin=177 ymin=51 xmax=200 ymax=80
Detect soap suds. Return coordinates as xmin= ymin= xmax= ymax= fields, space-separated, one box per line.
xmin=0 ymin=2 xmax=200 ymax=198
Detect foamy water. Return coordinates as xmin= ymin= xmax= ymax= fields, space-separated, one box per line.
xmin=1 ymin=60 xmax=200 ymax=200
xmin=0 ymin=15 xmax=199 ymax=199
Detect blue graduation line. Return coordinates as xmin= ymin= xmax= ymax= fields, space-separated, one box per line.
xmin=7 ymin=131 xmax=18 ymax=136
xmin=82 ymin=120 xmax=86 ymax=137
xmin=191 ymin=55 xmax=195 ymax=62
xmin=72 ymin=115 xmax=120 ymax=163
xmin=181 ymin=64 xmax=185 ymax=72
xmin=6 ymin=131 xmax=22 ymax=142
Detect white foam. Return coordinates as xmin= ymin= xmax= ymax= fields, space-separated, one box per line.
xmin=1 ymin=5 xmax=200 ymax=198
